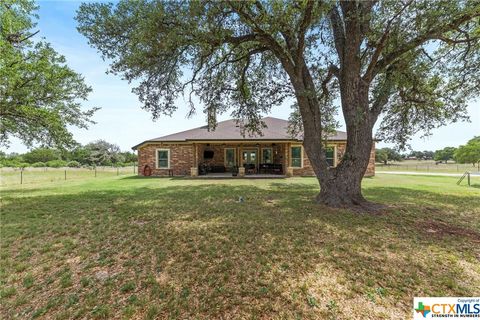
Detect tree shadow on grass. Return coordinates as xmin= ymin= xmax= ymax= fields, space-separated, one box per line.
xmin=1 ymin=183 xmax=479 ymax=319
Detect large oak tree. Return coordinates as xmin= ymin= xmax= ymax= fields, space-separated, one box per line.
xmin=76 ymin=0 xmax=480 ymax=208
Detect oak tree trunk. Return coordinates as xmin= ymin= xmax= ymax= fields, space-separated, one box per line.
xmin=296 ymin=70 xmax=374 ymax=208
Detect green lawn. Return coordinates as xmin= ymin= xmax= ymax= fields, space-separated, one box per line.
xmin=1 ymin=174 xmax=479 ymax=319
xmin=376 ymin=160 xmax=478 ymax=174
xmin=0 ymin=166 xmax=136 ymax=186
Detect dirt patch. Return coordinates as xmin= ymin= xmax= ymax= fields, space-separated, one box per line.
xmin=419 ymin=220 xmax=480 ymax=242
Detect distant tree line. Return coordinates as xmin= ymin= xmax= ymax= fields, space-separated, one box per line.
xmin=0 ymin=140 xmax=137 ymax=168
xmin=375 ymin=136 xmax=480 ymax=167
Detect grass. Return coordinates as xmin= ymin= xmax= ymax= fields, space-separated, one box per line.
xmin=376 ymin=160 xmax=479 ymax=174
xmin=0 ymin=166 xmax=136 ymax=186
xmin=1 ymin=174 xmax=479 ymax=319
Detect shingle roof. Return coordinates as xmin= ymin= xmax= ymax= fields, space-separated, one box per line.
xmin=132 ymin=117 xmax=347 ymax=149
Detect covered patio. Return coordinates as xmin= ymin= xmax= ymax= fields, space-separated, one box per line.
xmin=192 ymin=142 xmax=293 ymax=177
xmin=195 ymin=172 xmax=286 ymax=179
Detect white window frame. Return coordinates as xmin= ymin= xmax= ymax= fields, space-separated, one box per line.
xmin=290 ymin=145 xmax=303 ymax=168
xmin=224 ymin=147 xmax=236 ymax=167
xmin=156 ymin=148 xmax=170 ymax=169
xmin=261 ymin=147 xmax=273 ymax=164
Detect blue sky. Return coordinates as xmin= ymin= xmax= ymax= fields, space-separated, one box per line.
xmin=4 ymin=0 xmax=479 ymax=153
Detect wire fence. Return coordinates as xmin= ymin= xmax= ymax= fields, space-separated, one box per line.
xmin=0 ymin=166 xmax=137 ymax=187
xmin=376 ymin=161 xmax=479 ymax=173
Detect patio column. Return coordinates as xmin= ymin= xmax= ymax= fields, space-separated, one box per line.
xmin=284 ymin=143 xmax=290 ymax=175
xmin=191 ymin=143 xmax=198 ymax=177
xmin=239 ymin=145 xmax=243 ymax=167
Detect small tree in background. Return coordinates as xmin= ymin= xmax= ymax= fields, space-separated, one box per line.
xmin=422 ymin=151 xmax=434 ymax=160
xmin=67 ymin=146 xmax=92 ymax=164
xmin=85 ymin=140 xmax=123 ymax=166
xmin=434 ymin=147 xmax=457 ymax=164
xmin=23 ymin=147 xmax=61 ymax=163
xmin=375 ymin=148 xmax=402 ymax=165
xmin=455 ymin=137 xmax=480 ymax=168
xmin=120 ymin=151 xmax=138 ymax=164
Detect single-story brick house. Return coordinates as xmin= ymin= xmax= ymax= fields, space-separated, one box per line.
xmin=132 ymin=117 xmax=375 ymax=177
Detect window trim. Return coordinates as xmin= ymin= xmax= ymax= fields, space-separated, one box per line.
xmin=224 ymin=147 xmax=236 ymax=167
xmin=325 ymin=144 xmax=338 ymax=167
xmin=156 ymin=148 xmax=170 ymax=169
xmin=290 ymin=145 xmax=303 ymax=168
xmin=261 ymin=147 xmax=273 ymax=164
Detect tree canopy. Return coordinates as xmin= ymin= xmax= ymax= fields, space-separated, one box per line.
xmin=0 ymin=140 xmax=137 ymax=168
xmin=454 ymin=136 xmax=480 ymax=166
xmin=375 ymin=147 xmax=402 ymax=164
xmin=22 ymin=147 xmax=61 ymax=163
xmin=0 ymin=0 xmax=98 ymax=149
xmin=434 ymin=147 xmax=457 ymax=163
xmin=77 ymin=0 xmax=479 ymax=145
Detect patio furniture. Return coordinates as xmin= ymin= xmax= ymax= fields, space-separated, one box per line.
xmin=259 ymin=163 xmax=283 ymax=174
xmin=244 ymin=163 xmax=256 ymax=174
xmin=198 ymin=164 xmax=226 ymax=175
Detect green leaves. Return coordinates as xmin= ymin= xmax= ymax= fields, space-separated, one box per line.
xmin=454 ymin=136 xmax=480 ymax=165
xmin=0 ymin=0 xmax=97 ymax=149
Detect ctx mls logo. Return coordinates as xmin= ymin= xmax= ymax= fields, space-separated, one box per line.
xmin=413 ymin=297 xmax=480 ymax=319
xmin=415 ymin=301 xmax=431 ymax=318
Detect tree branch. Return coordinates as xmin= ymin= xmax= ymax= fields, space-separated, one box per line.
xmin=296 ymin=0 xmax=315 ymax=64
xmin=373 ymin=9 xmax=480 ymax=75
xmin=321 ymin=64 xmax=339 ymax=100
xmin=329 ymin=5 xmax=346 ymax=65
xmin=362 ymin=0 xmax=414 ymax=82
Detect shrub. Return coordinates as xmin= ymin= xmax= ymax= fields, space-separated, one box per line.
xmin=46 ymin=160 xmax=67 ymax=168
xmin=0 ymin=159 xmax=22 ymax=167
xmin=31 ymin=162 xmax=46 ymax=168
xmin=66 ymin=161 xmax=81 ymax=168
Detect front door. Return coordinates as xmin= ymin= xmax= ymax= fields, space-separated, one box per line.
xmin=242 ymin=150 xmax=257 ymax=166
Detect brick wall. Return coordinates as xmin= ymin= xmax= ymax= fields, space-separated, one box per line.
xmin=291 ymin=142 xmax=375 ymax=177
xmin=136 ymin=141 xmax=375 ymax=177
xmin=137 ymin=143 xmax=194 ymax=176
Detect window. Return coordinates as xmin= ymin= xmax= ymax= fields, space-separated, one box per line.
xmin=156 ymin=149 xmax=170 ymax=169
xmin=325 ymin=146 xmax=335 ymax=167
xmin=224 ymin=148 xmax=236 ymax=167
xmin=262 ymin=148 xmax=272 ymax=164
xmin=290 ymin=146 xmax=302 ymax=168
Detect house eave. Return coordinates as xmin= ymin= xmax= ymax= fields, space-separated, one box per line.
xmin=131 ymin=138 xmax=352 ymax=150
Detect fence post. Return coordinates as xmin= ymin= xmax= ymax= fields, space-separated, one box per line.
xmin=65 ymin=169 xmax=67 ymax=181
xmin=468 ymin=173 xmax=470 ymax=186
xmin=95 ymin=167 xmax=97 ymax=177
xmin=133 ymin=162 xmax=136 ymax=174
xmin=20 ymin=169 xmax=23 ymax=184
xmin=117 ymin=167 xmax=119 ymax=176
